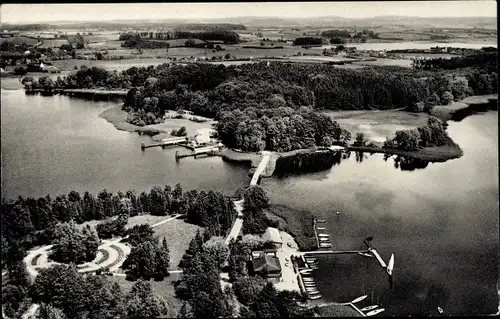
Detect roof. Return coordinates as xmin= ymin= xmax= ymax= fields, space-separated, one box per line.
xmin=252 ymin=254 xmax=281 ymax=273
xmin=262 ymin=227 xmax=282 ymax=244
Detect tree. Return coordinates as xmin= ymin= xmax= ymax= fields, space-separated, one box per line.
xmin=37 ymin=303 xmax=68 ymax=319
xmin=126 ymin=224 xmax=154 ymax=247
xmin=30 ymin=264 xmax=88 ymax=318
xmin=202 ymin=236 xmax=229 ymax=270
xmin=354 ymin=132 xmax=366 ymax=146
xmin=125 ymin=280 xmax=169 ymax=319
xmin=85 ymin=275 xmax=126 ymax=319
xmin=178 ymin=301 xmax=192 ymax=318
xmin=441 ymin=91 xmax=454 ymax=105
xmin=232 ymin=276 xmax=267 ymax=305
xmin=154 ymin=238 xmax=170 ymax=281
xmin=122 ymin=240 xmax=157 ymax=281
xmin=50 ymin=221 xmax=100 ymax=264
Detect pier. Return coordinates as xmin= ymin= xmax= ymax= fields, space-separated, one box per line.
xmin=368 ymin=248 xmax=387 ymax=269
xmin=141 ymin=137 xmax=189 ymax=149
xmin=296 ymin=250 xmax=372 ymax=256
xmin=175 ymin=145 xmax=221 ymax=159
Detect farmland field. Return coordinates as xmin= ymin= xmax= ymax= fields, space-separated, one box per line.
xmin=0 ymin=36 xmax=38 ymax=45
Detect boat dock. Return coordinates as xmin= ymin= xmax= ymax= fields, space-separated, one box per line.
xmin=297 ymin=250 xmax=372 ymax=256
xmin=175 ymin=145 xmax=221 ymax=159
xmin=141 ymin=137 xmax=189 ymax=149
xmin=370 ymin=248 xmax=387 ymax=268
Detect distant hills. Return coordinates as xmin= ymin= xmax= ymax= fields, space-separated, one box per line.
xmin=1 ymin=15 xmax=496 ymax=30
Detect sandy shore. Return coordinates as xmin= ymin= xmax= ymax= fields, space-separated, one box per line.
xmin=347 ymin=143 xmax=463 ymax=162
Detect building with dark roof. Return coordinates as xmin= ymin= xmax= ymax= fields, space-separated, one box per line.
xmin=251 ymin=250 xmax=282 ymax=282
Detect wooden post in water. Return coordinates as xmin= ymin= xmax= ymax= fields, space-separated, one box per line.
xmin=141 ymin=142 xmax=145 ymax=150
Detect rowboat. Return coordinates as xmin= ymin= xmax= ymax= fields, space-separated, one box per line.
xmin=304 ymin=284 xmax=317 ymax=288
xmin=318 ymin=233 xmax=329 ymax=237
xmin=319 ymin=238 xmax=330 ymax=242
xmin=437 ymin=306 xmax=443 ymax=314
xmin=309 ymin=294 xmax=322 ymax=300
xmin=300 ymin=269 xmax=313 ymax=275
xmin=358 ymin=252 xmax=373 ymax=258
xmin=317 ymin=219 xmax=326 ymax=223
xmin=360 ymin=305 xmax=378 ymax=312
xmin=305 ymin=288 xmax=319 ymax=292
xmin=351 ymin=295 xmax=368 ymax=304
xmin=366 ymin=308 xmax=385 ymax=316
xmin=302 ymin=278 xmax=315 ymax=282
xmin=386 ymin=254 xmax=395 ymax=276
xmin=319 ymin=244 xmax=332 ymax=248
xmin=316 ymin=227 xmax=325 ymax=230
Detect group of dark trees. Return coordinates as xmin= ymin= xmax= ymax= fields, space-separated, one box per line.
xmin=30 ymin=264 xmax=170 ymax=318
xmin=383 ymin=116 xmax=453 ymax=151
xmin=122 ymin=235 xmax=170 ymax=281
xmin=175 ymin=23 xmax=247 ymax=31
xmin=321 ymin=28 xmax=380 ymax=43
xmin=175 ymin=230 xmax=234 ymax=318
xmin=292 ymin=37 xmax=324 ymax=46
xmin=173 ymin=31 xmax=240 ymax=44
xmin=414 ymin=49 xmax=497 ymax=70
xmin=49 ymin=221 xmax=100 ymax=264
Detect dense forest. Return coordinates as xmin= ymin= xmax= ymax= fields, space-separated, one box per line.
xmin=174 ymin=23 xmax=247 ymax=31
xmin=413 ymin=49 xmax=497 ymax=70
xmin=27 ymin=57 xmax=498 ymax=152
xmin=1 ymin=184 xmax=236 ymax=271
xmin=273 ymin=150 xmax=343 ymax=176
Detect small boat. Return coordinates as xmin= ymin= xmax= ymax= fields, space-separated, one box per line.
xmin=308 ymin=291 xmax=321 ymax=295
xmin=437 ymin=306 xmax=443 ymax=314
xmin=351 ymin=295 xmax=368 ymax=304
xmin=300 ymin=269 xmax=313 ymax=275
xmin=316 ymin=227 xmax=325 ymax=230
xmin=318 ymin=233 xmax=330 ymax=237
xmin=304 ymin=284 xmax=317 ymax=288
xmin=319 ymin=238 xmax=330 ymax=242
xmin=305 ymin=288 xmax=319 ymax=292
xmin=360 ymin=305 xmax=378 ymax=312
xmin=358 ymin=252 xmax=373 ymax=258
xmin=302 ymin=278 xmax=315 ymax=282
xmin=317 ymin=219 xmax=326 ymax=223
xmin=319 ymin=244 xmax=332 ymax=248
xmin=386 ymin=254 xmax=395 ymax=276
xmin=366 ymin=308 xmax=385 ymax=316
xmin=309 ymin=294 xmax=322 ymax=300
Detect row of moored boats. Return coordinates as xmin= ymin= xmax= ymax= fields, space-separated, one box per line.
xmin=316 ymin=219 xmax=332 ymax=248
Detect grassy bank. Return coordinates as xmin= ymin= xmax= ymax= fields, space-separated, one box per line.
xmin=264 ymin=204 xmax=317 ymax=252
xmin=431 ymin=94 xmax=498 ymax=121
xmin=316 ymin=304 xmax=363 ymax=317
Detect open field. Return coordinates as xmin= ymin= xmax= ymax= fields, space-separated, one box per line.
xmin=0 ymin=36 xmax=38 ymax=45
xmin=152 ymin=218 xmax=202 ymax=269
xmin=87 ymin=40 xmax=123 ymax=49
xmin=38 ymin=39 xmax=70 ymax=48
xmin=323 ymin=110 xmax=429 ymax=143
xmin=51 ymin=58 xmax=168 ymax=71
xmin=111 ymin=275 xmax=183 ymax=318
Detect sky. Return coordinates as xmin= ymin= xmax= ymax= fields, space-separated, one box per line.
xmin=0 ymin=1 xmax=497 ymax=24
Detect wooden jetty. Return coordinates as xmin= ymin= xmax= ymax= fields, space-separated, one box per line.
xmin=141 ymin=137 xmax=189 ymax=150
xmin=175 ymin=145 xmax=221 ymax=159
xmin=298 ymin=250 xmax=371 ymax=256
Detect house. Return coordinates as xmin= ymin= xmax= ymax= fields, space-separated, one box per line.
xmin=251 ymin=251 xmax=282 ymax=282
xmin=262 ymin=227 xmax=283 ymax=249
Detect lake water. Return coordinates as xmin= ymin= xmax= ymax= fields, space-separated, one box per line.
xmin=318 ymin=41 xmax=497 ymax=51
xmin=263 ymin=112 xmax=499 ymax=315
xmin=0 ymin=89 xmax=250 ymax=200
xmin=1 ymin=87 xmax=498 ymax=316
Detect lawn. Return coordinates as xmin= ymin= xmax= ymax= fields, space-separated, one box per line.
xmin=111 ymin=275 xmax=183 ymax=318
xmin=323 ymin=109 xmax=429 ymax=143
xmin=152 ymin=218 xmax=203 ymax=270
xmin=0 ymin=36 xmax=38 ymax=45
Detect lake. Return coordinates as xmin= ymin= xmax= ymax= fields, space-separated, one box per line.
xmin=0 ymin=89 xmax=250 ymax=200
xmin=317 ymin=41 xmax=497 ymax=51
xmin=262 ymin=112 xmax=499 ymax=315
xmin=1 ymin=87 xmax=498 ymax=316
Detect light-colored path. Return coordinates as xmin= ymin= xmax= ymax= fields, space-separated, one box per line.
xmin=151 ymin=214 xmax=182 ymax=228
xmin=20 ymin=304 xmax=39 ymax=319
xmin=250 ymin=151 xmax=271 ymax=186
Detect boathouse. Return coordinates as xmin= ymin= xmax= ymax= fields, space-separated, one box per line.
xmin=251 ymin=251 xmax=282 ymax=282
xmin=262 ymin=227 xmax=283 ymax=249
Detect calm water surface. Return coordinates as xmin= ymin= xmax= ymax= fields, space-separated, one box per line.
xmin=263 ymin=112 xmax=499 ymax=315
xmin=1 ymin=89 xmax=250 ymax=199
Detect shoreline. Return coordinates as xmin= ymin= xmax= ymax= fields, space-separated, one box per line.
xmin=346 ymin=142 xmax=464 ymax=162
